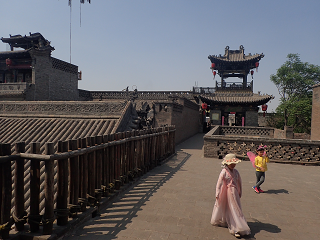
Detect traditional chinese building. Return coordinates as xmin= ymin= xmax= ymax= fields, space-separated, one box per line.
xmin=0 ymin=32 xmax=80 ymax=101
xmin=199 ymin=45 xmax=273 ymax=127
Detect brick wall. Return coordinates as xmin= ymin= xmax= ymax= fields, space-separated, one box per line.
xmin=22 ymin=50 xmax=79 ymax=101
xmin=204 ymin=125 xmax=320 ymax=165
xmin=49 ymin=58 xmax=79 ymax=101
xmin=245 ymin=110 xmax=258 ymax=126
xmin=154 ymin=98 xmax=200 ymax=144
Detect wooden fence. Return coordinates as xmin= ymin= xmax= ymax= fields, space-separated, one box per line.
xmin=0 ymin=126 xmax=175 ymax=239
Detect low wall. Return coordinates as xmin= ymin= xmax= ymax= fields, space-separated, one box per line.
xmin=204 ymin=126 xmax=320 ymax=165
xmin=0 ymin=101 xmax=126 ymax=118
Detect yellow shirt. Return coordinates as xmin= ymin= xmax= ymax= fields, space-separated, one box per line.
xmin=255 ymin=155 xmax=269 ymax=172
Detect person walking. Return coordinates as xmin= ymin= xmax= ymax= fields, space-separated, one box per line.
xmin=252 ymin=146 xmax=269 ymax=193
xmin=211 ymin=153 xmax=251 ymax=238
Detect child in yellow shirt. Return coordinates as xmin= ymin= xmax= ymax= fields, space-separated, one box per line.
xmin=253 ymin=146 xmax=269 ymax=193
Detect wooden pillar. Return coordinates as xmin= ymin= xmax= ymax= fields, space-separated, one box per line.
xmin=87 ymin=137 xmax=96 ymax=205
xmin=95 ymin=136 xmax=103 ymax=191
xmin=79 ymin=138 xmax=88 ymax=211
xmin=243 ymin=71 xmax=248 ymax=88
xmin=114 ymin=133 xmax=121 ymax=190
xmin=43 ymin=143 xmax=55 ymax=235
xmin=0 ymin=143 xmax=13 ymax=239
xmin=29 ymin=143 xmax=41 ymax=232
xmin=57 ymin=141 xmax=69 ymax=226
xmin=135 ymin=131 xmax=141 ymax=172
xmin=125 ymin=131 xmax=131 ymax=180
xmin=102 ymin=135 xmax=109 ymax=194
xmin=139 ymin=130 xmax=144 ymax=172
xmin=109 ymin=134 xmax=115 ymax=188
xmin=14 ymin=142 xmax=26 ymax=231
xmin=69 ymin=139 xmax=79 ymax=207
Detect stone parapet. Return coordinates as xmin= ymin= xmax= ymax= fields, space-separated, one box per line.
xmin=204 ymin=126 xmax=320 ymax=165
xmin=0 ymin=101 xmax=126 ymax=117
xmin=219 ymin=125 xmax=274 ymax=137
xmin=84 ymin=90 xmax=195 ymax=101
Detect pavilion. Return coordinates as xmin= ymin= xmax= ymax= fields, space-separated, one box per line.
xmin=200 ymin=45 xmax=273 ymax=126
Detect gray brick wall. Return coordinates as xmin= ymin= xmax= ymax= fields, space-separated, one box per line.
xmin=154 ymin=99 xmax=200 ymax=144
xmin=245 ymin=110 xmax=258 ymax=126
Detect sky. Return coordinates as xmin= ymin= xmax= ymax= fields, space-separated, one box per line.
xmin=1 ymin=0 xmax=319 ymax=112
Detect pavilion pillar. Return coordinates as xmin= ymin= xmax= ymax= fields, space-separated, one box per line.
xmin=243 ymin=74 xmax=247 ymax=89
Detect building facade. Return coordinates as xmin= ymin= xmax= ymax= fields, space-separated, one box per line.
xmin=0 ymin=33 xmax=79 ymax=101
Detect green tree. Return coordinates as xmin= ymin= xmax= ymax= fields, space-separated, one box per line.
xmin=270 ymin=53 xmax=320 ymax=133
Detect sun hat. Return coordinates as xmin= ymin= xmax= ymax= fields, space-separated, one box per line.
xmin=221 ymin=153 xmax=241 ymax=165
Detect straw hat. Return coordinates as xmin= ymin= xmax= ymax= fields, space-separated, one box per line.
xmin=221 ymin=153 xmax=241 ymax=165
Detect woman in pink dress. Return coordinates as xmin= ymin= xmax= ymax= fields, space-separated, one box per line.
xmin=210 ymin=153 xmax=251 ymax=238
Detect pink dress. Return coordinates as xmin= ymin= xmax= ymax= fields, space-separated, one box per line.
xmin=210 ymin=167 xmax=251 ymax=236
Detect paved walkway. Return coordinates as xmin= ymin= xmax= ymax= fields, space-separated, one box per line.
xmin=62 ymin=134 xmax=320 ymax=240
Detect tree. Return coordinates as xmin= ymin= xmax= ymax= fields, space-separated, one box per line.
xmin=270 ymin=53 xmax=320 ymax=133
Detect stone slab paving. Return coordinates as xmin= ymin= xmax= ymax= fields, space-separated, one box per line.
xmin=62 ymin=134 xmax=320 ymax=240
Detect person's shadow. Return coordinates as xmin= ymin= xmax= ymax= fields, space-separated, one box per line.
xmin=243 ymin=219 xmax=281 ymax=239
xmin=264 ymin=189 xmax=289 ymax=194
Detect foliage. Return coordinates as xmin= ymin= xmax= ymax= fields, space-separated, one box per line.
xmin=270 ymin=53 xmax=320 ymax=133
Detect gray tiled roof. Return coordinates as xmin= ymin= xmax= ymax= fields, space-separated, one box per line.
xmin=208 ymin=45 xmax=264 ymax=63
xmin=200 ymin=92 xmax=272 ymax=105
xmin=0 ymin=117 xmax=118 ymax=154
xmin=209 ymin=53 xmax=263 ymax=62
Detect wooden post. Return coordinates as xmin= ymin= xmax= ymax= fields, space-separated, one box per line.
xmin=57 ymin=141 xmax=69 ymax=226
xmin=95 ymin=136 xmax=103 ymax=191
xmin=115 ymin=133 xmax=120 ymax=180
xmin=125 ymin=131 xmax=131 ymax=181
xmin=87 ymin=137 xmax=95 ymax=205
xmin=29 ymin=142 xmax=41 ymax=232
xmin=14 ymin=142 xmax=26 ymax=231
xmin=137 ymin=130 xmax=143 ymax=172
xmin=109 ymin=134 xmax=115 ymax=188
xmin=79 ymin=138 xmax=88 ymax=211
xmin=144 ymin=130 xmax=149 ymax=171
xmin=69 ymin=139 xmax=79 ymax=206
xmin=120 ymin=132 xmax=126 ymax=184
xmin=129 ymin=131 xmax=134 ymax=178
xmin=114 ymin=133 xmax=121 ymax=190
xmin=43 ymin=143 xmax=55 ymax=235
xmin=102 ymin=135 xmax=109 ymax=192
xmin=0 ymin=143 xmax=12 ymax=239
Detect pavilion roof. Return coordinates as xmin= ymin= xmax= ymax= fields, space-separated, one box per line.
xmin=208 ymin=45 xmax=264 ymax=71
xmin=199 ymin=92 xmax=273 ymax=105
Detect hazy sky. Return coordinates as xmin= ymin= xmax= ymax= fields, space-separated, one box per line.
xmin=1 ymin=0 xmax=319 ymax=112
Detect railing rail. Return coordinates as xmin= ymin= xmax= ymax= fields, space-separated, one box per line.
xmin=0 ymin=126 xmax=175 ymax=238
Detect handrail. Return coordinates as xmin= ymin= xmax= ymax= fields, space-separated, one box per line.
xmin=0 ymin=129 xmax=176 ymax=163
xmin=0 ymin=126 xmax=176 ymax=238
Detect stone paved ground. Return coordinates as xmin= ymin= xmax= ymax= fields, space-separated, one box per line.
xmin=62 ymin=134 xmax=320 ymax=240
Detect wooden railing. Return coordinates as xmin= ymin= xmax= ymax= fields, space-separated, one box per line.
xmin=0 ymin=126 xmax=175 ymax=239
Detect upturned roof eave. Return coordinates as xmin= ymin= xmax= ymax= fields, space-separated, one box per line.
xmin=208 ymin=54 xmax=264 ymax=63
xmin=199 ymin=94 xmax=272 ymax=106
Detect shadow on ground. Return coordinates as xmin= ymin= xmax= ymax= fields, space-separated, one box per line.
xmin=264 ymin=189 xmax=289 ymax=194
xmin=245 ymin=218 xmax=281 ymax=239
xmin=62 ymin=152 xmax=191 ymax=239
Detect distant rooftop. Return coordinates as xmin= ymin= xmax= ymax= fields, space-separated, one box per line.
xmin=1 ymin=32 xmax=54 ymax=51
